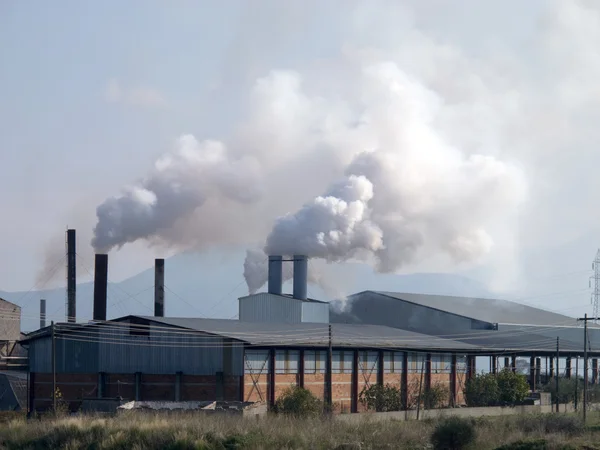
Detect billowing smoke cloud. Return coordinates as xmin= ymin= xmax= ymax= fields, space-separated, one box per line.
xmin=244 ymin=63 xmax=526 ymax=292
xmin=92 ymin=136 xmax=262 ymax=252
xmin=88 ymin=0 xmax=600 ymax=301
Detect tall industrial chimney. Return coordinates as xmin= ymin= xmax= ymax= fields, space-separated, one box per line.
xmin=268 ymin=255 xmax=283 ymax=295
xmin=293 ymin=255 xmax=308 ymax=300
xmin=40 ymin=299 xmax=46 ymax=329
xmin=154 ymin=258 xmax=165 ymax=317
xmin=93 ymin=254 xmax=108 ymax=321
xmin=66 ymin=229 xmax=76 ymax=322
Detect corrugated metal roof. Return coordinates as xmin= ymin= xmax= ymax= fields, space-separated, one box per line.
xmin=132 ymin=316 xmax=480 ymax=352
xmin=238 ymin=293 xmax=328 ymax=304
xmin=369 ymin=291 xmax=579 ymax=326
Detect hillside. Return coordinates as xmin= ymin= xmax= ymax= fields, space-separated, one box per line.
xmin=1 ymin=250 xmax=494 ymax=333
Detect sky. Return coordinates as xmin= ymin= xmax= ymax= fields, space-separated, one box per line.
xmin=1 ymin=1 xmax=599 ymax=316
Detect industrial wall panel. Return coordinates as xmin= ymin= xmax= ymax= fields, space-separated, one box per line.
xmin=28 ymin=323 xmax=244 ymax=376
xmin=330 ymin=291 xmax=492 ymax=334
xmin=239 ymin=294 xmax=303 ymax=323
xmin=0 ymin=300 xmax=21 ymax=341
xmin=301 ymin=302 xmax=329 ymax=323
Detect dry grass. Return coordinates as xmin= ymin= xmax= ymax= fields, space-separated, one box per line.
xmin=0 ymin=412 xmax=598 ymax=449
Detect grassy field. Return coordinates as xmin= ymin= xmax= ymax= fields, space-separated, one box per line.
xmin=0 ymin=411 xmax=600 ymax=449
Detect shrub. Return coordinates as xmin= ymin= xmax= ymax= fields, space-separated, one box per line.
xmin=273 ymin=386 xmax=323 ymax=418
xmin=464 ymin=370 xmax=529 ymax=407
xmin=423 ymin=382 xmax=450 ymax=409
xmin=464 ymin=373 xmax=500 ymax=407
xmin=494 ymin=439 xmax=547 ymax=450
xmin=496 ymin=369 xmax=530 ymax=405
xmin=359 ymin=384 xmax=402 ymax=412
xmin=541 ymin=377 xmax=581 ymax=404
xmin=430 ymin=417 xmax=476 ymax=450
xmin=517 ymin=414 xmax=584 ymax=436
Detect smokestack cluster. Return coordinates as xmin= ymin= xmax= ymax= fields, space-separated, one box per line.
xmin=93 ymin=254 xmax=108 ymax=321
xmin=266 ymin=254 xmax=308 ymax=300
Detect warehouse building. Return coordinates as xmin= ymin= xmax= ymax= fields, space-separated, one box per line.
xmin=20 ymin=254 xmax=600 ymax=414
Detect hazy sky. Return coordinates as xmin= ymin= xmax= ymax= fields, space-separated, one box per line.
xmin=1 ymin=0 xmax=598 ymax=307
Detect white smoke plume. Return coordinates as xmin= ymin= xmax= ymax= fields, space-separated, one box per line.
xmin=88 ymin=1 xmax=600 ymax=299
xmin=92 ymin=136 xmax=262 ymax=252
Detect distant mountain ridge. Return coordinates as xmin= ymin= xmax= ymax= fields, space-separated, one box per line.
xmin=1 ymin=249 xmax=494 ymax=333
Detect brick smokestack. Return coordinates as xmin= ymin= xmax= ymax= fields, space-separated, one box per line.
xmin=40 ymin=299 xmax=46 ymax=329
xmin=93 ymin=254 xmax=108 ymax=321
xmin=154 ymin=258 xmax=165 ymax=317
xmin=66 ymin=229 xmax=76 ymax=322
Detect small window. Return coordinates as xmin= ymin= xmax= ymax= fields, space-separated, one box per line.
xmin=407 ymin=353 xmax=426 ymax=373
xmin=305 ymin=350 xmax=326 ymax=374
xmin=332 ymin=351 xmax=353 ymax=374
xmin=245 ymin=350 xmax=270 ymax=372
xmin=275 ymin=350 xmax=299 ymax=374
xmin=384 ymin=351 xmax=404 ymax=373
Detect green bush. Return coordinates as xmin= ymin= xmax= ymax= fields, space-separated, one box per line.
xmin=494 ymin=439 xmax=547 ymax=450
xmin=496 ymin=369 xmax=530 ymax=405
xmin=273 ymin=386 xmax=323 ymax=418
xmin=464 ymin=370 xmax=529 ymax=407
xmin=464 ymin=372 xmax=500 ymax=407
xmin=359 ymin=384 xmax=402 ymax=412
xmin=430 ymin=417 xmax=476 ymax=450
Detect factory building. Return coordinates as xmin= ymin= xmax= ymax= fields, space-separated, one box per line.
xmin=20 ymin=253 xmax=600 ymax=414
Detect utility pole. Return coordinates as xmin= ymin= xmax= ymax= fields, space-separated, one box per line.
xmin=590 ymin=251 xmax=600 ymax=323
xmin=51 ymin=321 xmax=56 ymax=412
xmin=327 ymin=324 xmax=333 ymax=412
xmin=576 ymin=314 xmax=600 ymax=424
xmin=575 ymin=357 xmax=579 ymax=410
xmin=556 ymin=337 xmax=560 ymax=413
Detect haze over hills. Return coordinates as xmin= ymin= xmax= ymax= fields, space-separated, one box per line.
xmin=1 ymin=249 xmax=494 ymax=333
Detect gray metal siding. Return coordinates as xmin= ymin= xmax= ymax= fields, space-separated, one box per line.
xmin=301 ymin=302 xmax=329 ymax=323
xmin=28 ymin=323 xmax=243 ymax=376
xmin=239 ymin=294 xmax=303 ymax=323
xmin=331 ymin=291 xmax=493 ymax=335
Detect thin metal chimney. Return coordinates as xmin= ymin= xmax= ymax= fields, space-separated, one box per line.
xmin=40 ymin=299 xmax=46 ymax=329
xmin=154 ymin=258 xmax=165 ymax=317
xmin=293 ymin=255 xmax=308 ymax=300
xmin=93 ymin=254 xmax=108 ymax=321
xmin=66 ymin=229 xmax=76 ymax=322
xmin=268 ymin=255 xmax=283 ymax=295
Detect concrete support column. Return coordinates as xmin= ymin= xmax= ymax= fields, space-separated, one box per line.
xmin=566 ymin=357 xmax=572 ymax=378
xmin=450 ymin=354 xmax=457 ymax=407
xmin=425 ymin=353 xmax=432 ymax=393
xmin=504 ymin=357 xmax=510 ymax=369
xmin=536 ymin=358 xmax=541 ymax=388
xmin=401 ymin=352 xmax=408 ymax=410
xmin=134 ymin=372 xmax=141 ymax=401
xmin=268 ymin=348 xmax=276 ymax=408
xmin=175 ymin=372 xmax=182 ymax=402
xmin=529 ymin=356 xmax=536 ymax=390
xmin=550 ymin=357 xmax=555 ymax=378
xmin=491 ymin=356 xmax=498 ymax=374
xmin=298 ymin=350 xmax=305 ymax=388
xmin=216 ymin=371 xmax=224 ymax=401
xmin=351 ymin=350 xmax=359 ymax=413
xmin=377 ymin=350 xmax=384 ymax=386
xmin=98 ymin=372 xmax=106 ymax=398
xmin=511 ymin=355 xmax=517 ymax=373
xmin=592 ymin=358 xmax=599 ymax=385
xmin=466 ymin=355 xmax=476 ymax=380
